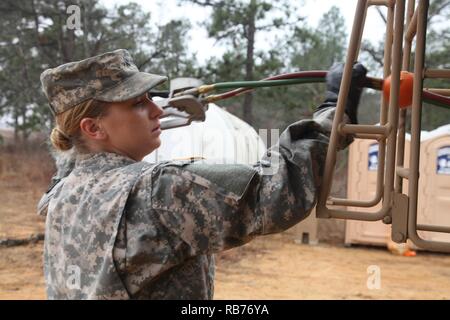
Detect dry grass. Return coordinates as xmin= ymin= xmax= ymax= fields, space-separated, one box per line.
xmin=0 ymin=142 xmax=55 ymax=192
xmin=0 ymin=137 xmax=55 ymax=240
xmin=0 ymin=244 xmax=46 ymax=299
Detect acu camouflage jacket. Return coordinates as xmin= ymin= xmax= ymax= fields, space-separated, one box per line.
xmin=37 ymin=107 xmax=351 ymax=299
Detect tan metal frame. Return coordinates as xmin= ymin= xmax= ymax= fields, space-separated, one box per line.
xmin=315 ymin=0 xmax=450 ymax=252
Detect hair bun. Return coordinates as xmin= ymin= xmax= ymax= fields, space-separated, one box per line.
xmin=50 ymin=127 xmax=73 ymax=151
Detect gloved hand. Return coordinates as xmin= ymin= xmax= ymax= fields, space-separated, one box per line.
xmin=317 ymin=62 xmax=367 ymax=124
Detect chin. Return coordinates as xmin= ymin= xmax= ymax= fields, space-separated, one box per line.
xmin=153 ymin=137 xmax=161 ymax=149
xmin=145 ymin=138 xmax=161 ymax=155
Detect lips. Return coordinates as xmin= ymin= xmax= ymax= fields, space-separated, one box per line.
xmin=152 ymin=124 xmax=161 ymax=132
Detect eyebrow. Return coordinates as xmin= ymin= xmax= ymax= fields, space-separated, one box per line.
xmin=133 ymin=96 xmax=145 ymax=104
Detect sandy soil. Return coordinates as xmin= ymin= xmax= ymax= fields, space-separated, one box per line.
xmin=0 ymin=188 xmax=45 ymax=239
xmin=0 ymin=244 xmax=46 ymax=299
xmin=214 ymin=234 xmax=450 ymax=299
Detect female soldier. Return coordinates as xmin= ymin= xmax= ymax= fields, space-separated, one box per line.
xmin=37 ymin=49 xmax=366 ymax=299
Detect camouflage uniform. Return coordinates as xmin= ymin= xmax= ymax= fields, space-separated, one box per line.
xmin=38 ymin=49 xmax=355 ymax=299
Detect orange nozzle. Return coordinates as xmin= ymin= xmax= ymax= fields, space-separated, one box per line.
xmin=383 ymin=71 xmax=415 ymax=109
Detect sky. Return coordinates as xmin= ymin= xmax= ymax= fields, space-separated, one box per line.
xmin=100 ymin=0 xmax=388 ymax=63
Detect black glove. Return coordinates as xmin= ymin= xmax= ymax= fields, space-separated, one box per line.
xmin=317 ymin=62 xmax=367 ymax=124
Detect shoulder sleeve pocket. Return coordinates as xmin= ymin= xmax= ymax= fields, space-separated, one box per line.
xmin=151 ymin=162 xmax=259 ymax=211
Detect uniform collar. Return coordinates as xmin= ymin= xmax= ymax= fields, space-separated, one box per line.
xmin=75 ymin=152 xmax=137 ymax=172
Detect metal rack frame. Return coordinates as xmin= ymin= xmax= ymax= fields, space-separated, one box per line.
xmin=315 ymin=0 xmax=450 ymax=252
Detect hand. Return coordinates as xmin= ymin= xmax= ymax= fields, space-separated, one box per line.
xmin=319 ymin=62 xmax=367 ymax=124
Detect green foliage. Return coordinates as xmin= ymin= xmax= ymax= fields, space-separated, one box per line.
xmin=422 ymin=2 xmax=450 ymax=130
xmin=183 ymin=0 xmax=301 ymax=126
xmin=0 ymin=0 xmax=196 ymax=139
xmin=246 ymin=5 xmax=348 ymax=130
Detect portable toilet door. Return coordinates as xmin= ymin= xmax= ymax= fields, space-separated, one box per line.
xmin=344 ymin=139 xmax=391 ymax=246
xmin=415 ymin=125 xmax=450 ymax=243
xmin=345 ymin=124 xmax=450 ymax=249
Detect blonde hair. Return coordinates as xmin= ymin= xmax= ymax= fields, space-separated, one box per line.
xmin=50 ymin=99 xmax=109 ymax=152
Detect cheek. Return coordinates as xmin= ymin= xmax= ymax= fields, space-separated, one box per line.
xmin=105 ymin=117 xmax=127 ymax=138
xmin=103 ymin=108 xmax=154 ymax=144
xmin=102 ymin=112 xmax=134 ymax=142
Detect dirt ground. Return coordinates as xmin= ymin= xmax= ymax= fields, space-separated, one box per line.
xmin=214 ymin=234 xmax=450 ymax=299
xmin=1 ymin=149 xmax=450 ymax=300
xmin=2 ymin=232 xmax=450 ymax=300
xmin=0 ymin=186 xmax=47 ymax=300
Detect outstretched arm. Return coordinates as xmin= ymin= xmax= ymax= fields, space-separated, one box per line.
xmin=127 ymin=62 xmax=367 ymax=263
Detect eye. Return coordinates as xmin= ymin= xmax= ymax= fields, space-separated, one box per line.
xmin=133 ymin=93 xmax=153 ymax=107
xmin=133 ymin=99 xmax=146 ymax=108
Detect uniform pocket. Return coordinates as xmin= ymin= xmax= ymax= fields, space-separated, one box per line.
xmin=151 ymin=161 xmax=258 ymax=210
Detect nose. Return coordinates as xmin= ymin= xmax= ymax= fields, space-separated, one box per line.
xmin=147 ymin=98 xmax=164 ymax=119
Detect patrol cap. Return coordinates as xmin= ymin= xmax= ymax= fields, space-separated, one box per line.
xmin=40 ymin=49 xmax=167 ymax=115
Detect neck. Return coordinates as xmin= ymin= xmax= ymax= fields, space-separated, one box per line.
xmin=83 ymin=140 xmax=140 ymax=161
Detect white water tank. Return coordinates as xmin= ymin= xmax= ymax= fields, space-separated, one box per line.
xmin=144 ymin=102 xmax=266 ymax=165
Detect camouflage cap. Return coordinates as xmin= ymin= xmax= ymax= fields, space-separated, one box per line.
xmin=40 ymin=49 xmax=167 ymax=115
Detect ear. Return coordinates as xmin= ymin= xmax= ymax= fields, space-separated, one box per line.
xmin=79 ymin=118 xmax=108 ymax=141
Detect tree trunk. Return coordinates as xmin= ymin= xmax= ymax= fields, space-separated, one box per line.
xmin=242 ymin=0 xmax=256 ymax=125
xmin=81 ymin=1 xmax=89 ymax=58
xmin=14 ymin=113 xmax=19 ymax=144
